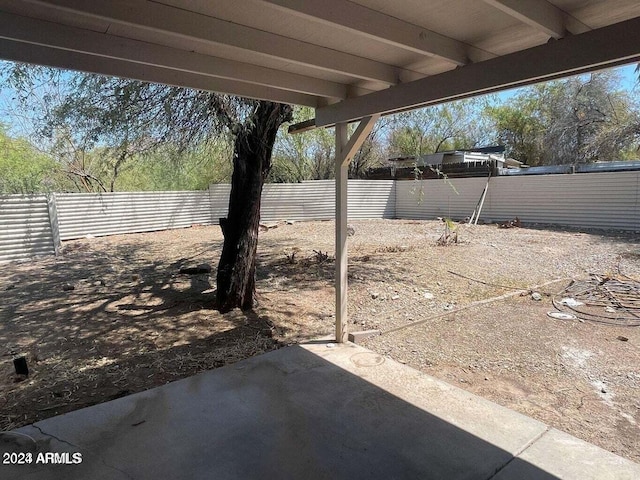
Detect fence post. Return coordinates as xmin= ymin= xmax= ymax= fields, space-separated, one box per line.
xmin=47 ymin=193 xmax=61 ymax=255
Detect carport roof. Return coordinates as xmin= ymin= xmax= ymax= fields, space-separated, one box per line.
xmin=0 ymin=0 xmax=639 ymax=126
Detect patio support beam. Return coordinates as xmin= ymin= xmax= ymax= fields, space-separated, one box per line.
xmin=335 ymin=115 xmax=379 ymax=343
xmin=316 ymin=16 xmax=640 ymax=126
xmin=482 ymin=0 xmax=590 ymax=38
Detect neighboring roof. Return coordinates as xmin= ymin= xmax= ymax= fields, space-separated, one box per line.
xmin=390 ymin=147 xmax=508 ymax=166
xmin=0 ymin=1 xmax=638 ymax=126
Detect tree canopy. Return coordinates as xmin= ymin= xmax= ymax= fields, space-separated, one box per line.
xmin=487 ymin=72 xmax=640 ymax=165
xmin=1 ymin=64 xmax=246 ymax=192
xmin=387 ymin=98 xmax=493 ymax=157
xmin=0 ymin=124 xmax=58 ymax=194
xmin=1 ymin=64 xmax=639 ymax=194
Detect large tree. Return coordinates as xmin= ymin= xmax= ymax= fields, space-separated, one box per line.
xmin=3 ymin=63 xmax=292 ymax=312
xmin=387 ymin=98 xmax=492 ymax=158
xmin=0 ymin=124 xmax=59 ymax=194
xmin=217 ymin=102 xmax=291 ymax=311
xmin=487 ymin=71 xmax=639 ymax=165
xmin=270 ymin=105 xmax=385 ymax=182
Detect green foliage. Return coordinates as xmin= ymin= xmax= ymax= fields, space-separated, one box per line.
xmin=1 ymin=62 xmax=255 ymax=192
xmin=1 ymin=62 xmax=640 ymax=194
xmin=115 ymin=140 xmax=233 ymax=191
xmin=485 ymin=100 xmax=544 ymax=165
xmin=387 ymin=98 xmax=492 ymax=157
xmin=437 ymin=218 xmax=459 ymax=246
xmin=0 ymin=126 xmax=59 ymax=194
xmin=269 ymin=106 xmax=334 ymax=182
xmin=269 ymin=106 xmax=387 ymax=182
xmin=486 ymin=72 xmax=640 ymax=165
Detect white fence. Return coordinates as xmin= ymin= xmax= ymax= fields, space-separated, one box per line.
xmin=1 ymin=174 xmax=639 ymax=263
xmin=396 ymin=171 xmax=640 ymax=230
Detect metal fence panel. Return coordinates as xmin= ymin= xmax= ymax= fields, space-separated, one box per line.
xmin=261 ymin=180 xmax=335 ymax=222
xmin=395 ymin=172 xmax=640 ymax=231
xmin=56 ymin=191 xmax=213 ymax=240
xmin=0 ymin=195 xmax=55 ymax=263
xmin=210 ymin=180 xmax=395 ymax=222
xmin=208 ymin=184 xmax=231 ymax=223
xmin=4 ymin=171 xmax=638 ymax=263
xmin=395 ymin=177 xmax=488 ymax=220
xmin=348 ymin=180 xmax=395 ymax=219
xmin=483 ymin=172 xmax=640 ymax=230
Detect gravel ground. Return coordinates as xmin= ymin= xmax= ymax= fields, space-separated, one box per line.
xmin=1 ymin=219 xmax=639 ymax=461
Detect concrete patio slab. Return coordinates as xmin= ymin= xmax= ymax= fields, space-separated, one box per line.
xmin=493 ymin=427 xmax=640 ymax=480
xmin=1 ymin=341 xmax=638 ymax=479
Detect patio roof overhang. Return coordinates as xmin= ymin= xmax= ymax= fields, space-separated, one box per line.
xmin=1 ymin=0 xmax=639 ymax=341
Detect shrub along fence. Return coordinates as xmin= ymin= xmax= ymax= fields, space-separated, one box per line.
xmin=1 ymin=173 xmax=638 ymax=263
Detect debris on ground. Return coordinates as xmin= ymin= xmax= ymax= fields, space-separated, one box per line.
xmin=531 ymin=292 xmax=543 ymax=301
xmin=13 ymin=356 xmax=29 ymax=376
xmin=547 ymin=311 xmax=578 ymax=320
xmin=552 ymin=274 xmax=640 ymax=326
xmin=347 ymin=224 xmax=356 ymax=236
xmin=179 ymin=264 xmax=212 ymax=275
xmin=559 ymin=297 xmax=584 ymax=307
xmin=259 ymin=222 xmax=279 ymax=231
xmin=284 ymin=247 xmax=300 ymax=264
xmin=312 ymin=250 xmax=331 ymax=263
xmin=497 ymin=217 xmax=522 ymax=229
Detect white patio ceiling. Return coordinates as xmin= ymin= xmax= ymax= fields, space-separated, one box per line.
xmin=0 ymin=0 xmax=638 ymax=127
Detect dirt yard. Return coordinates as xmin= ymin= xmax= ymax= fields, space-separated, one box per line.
xmin=1 ymin=219 xmax=639 ymax=462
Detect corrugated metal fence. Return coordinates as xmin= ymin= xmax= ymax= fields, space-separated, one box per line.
xmin=208 ymin=179 xmax=396 ymax=222
xmin=0 ymin=195 xmax=57 ymax=262
xmin=1 ymin=180 xmax=395 ymax=262
xmin=396 ymin=171 xmax=640 ymax=230
xmin=1 ymin=174 xmax=638 ymax=263
xmin=55 ymin=191 xmax=213 ymax=240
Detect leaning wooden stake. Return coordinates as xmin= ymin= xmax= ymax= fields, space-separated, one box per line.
xmin=469 ymin=173 xmax=491 ymax=225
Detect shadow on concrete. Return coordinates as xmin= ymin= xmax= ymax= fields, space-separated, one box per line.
xmin=1 ymin=344 xmax=560 ymax=480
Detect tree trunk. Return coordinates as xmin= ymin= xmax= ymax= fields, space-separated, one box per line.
xmin=216 ymin=101 xmax=292 ymax=312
